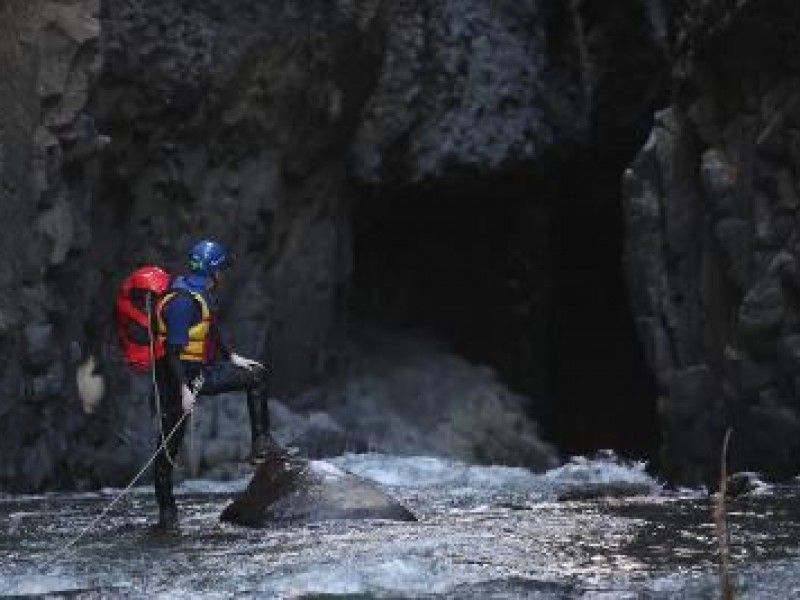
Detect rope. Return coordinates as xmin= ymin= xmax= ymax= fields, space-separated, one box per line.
xmin=188 ymin=373 xmax=204 ymax=477
xmin=189 ymin=408 xmax=197 ymax=476
xmin=42 ymin=411 xmax=190 ymax=568
xmin=44 ymin=294 xmax=207 ymax=566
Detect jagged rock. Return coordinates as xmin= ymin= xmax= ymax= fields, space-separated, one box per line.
xmin=625 ymin=0 xmax=800 ymax=483
xmin=726 ymin=471 xmax=770 ymax=498
xmin=739 ymin=279 xmax=785 ymax=342
xmin=700 ymin=149 xmax=738 ymax=214
xmin=714 ymin=218 xmax=751 ymax=288
xmin=220 ymin=452 xmax=416 ymax=526
xmin=779 ymin=335 xmax=800 ymax=373
xmin=351 ymin=0 xmax=586 ymax=184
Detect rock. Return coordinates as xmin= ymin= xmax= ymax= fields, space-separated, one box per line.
xmin=201 ymin=437 xmax=241 ymax=469
xmin=688 ymin=97 xmax=722 ymax=146
xmin=352 ymin=0 xmax=586 ymax=184
xmin=700 ymin=149 xmax=738 ymax=214
xmin=0 ymin=0 xmax=104 ymax=492
xmin=0 ymin=0 xmax=668 ymax=492
xmin=739 ymin=279 xmax=785 ymax=341
xmin=318 ymin=331 xmax=558 ymax=471
xmin=665 ymin=365 xmax=717 ymax=420
xmin=779 ymin=335 xmax=800 ymax=373
xmin=623 ymin=0 xmax=800 ymax=483
xmin=774 ymin=169 xmax=797 ymax=210
xmin=735 ymin=355 xmax=778 ymax=397
xmin=557 ymin=481 xmax=656 ymax=502
xmin=42 ymin=3 xmax=100 ymax=45
xmin=714 ymin=218 xmax=752 ymax=288
xmin=220 ymin=451 xmax=416 ymax=526
xmin=24 ymin=323 xmax=55 ymax=367
xmin=726 ymin=471 xmax=770 ymax=498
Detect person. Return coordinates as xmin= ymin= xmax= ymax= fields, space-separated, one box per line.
xmin=152 ymin=239 xmax=278 ymax=530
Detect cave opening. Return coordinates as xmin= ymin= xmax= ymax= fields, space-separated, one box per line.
xmin=350 ymin=167 xmax=661 ymax=463
xmin=546 ymin=162 xmax=661 ymax=463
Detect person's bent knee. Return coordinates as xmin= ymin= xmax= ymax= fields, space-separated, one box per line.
xmin=245 ymin=367 xmax=267 ymax=387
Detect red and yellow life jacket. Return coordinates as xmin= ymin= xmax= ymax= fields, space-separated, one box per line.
xmin=155 ymin=290 xmax=215 ymax=363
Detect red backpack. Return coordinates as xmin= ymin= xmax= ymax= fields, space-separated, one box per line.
xmin=114 ymin=265 xmax=171 ymax=371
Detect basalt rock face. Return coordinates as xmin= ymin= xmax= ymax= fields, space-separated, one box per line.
xmin=351 ymin=0 xmax=586 ymax=185
xmin=0 ymin=0 xmax=671 ymax=491
xmin=94 ymin=0 xmax=383 ymax=396
xmin=92 ymin=0 xmax=591 ymax=395
xmin=624 ymin=0 xmax=800 ymax=484
xmin=0 ymin=0 xmax=111 ymax=491
xmin=88 ymin=0 xmax=581 ymax=484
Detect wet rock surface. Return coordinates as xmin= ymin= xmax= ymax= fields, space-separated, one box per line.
xmin=0 ymin=0 xmax=114 ymax=493
xmin=302 ymin=331 xmax=559 ymax=470
xmin=624 ymin=1 xmax=800 ymax=483
xmin=220 ymin=452 xmax=416 ymax=526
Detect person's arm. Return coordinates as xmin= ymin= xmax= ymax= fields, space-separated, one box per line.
xmin=166 ymin=343 xmax=197 ymax=412
xmin=211 ymin=310 xmax=263 ymax=371
xmin=216 ymin=324 xmax=233 ymax=361
xmin=164 ymin=343 xmax=187 ymax=385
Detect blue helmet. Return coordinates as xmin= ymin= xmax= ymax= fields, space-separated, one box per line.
xmin=188 ymin=239 xmax=229 ymax=276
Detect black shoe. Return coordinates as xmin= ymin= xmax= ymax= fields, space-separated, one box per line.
xmin=249 ymin=435 xmax=282 ymax=464
xmin=155 ymin=505 xmax=179 ymax=531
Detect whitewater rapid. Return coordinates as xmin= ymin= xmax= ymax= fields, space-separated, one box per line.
xmin=2 ymin=453 xmax=800 ymax=598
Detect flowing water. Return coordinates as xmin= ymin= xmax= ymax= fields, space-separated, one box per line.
xmin=2 ymin=454 xmax=800 ymax=598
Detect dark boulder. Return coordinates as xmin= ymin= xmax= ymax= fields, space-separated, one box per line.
xmin=220 ymin=451 xmax=416 ymax=526
xmin=725 ymin=471 xmax=770 ymax=498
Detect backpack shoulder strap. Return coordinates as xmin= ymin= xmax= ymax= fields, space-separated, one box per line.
xmin=159 ymin=287 xmax=210 ymax=325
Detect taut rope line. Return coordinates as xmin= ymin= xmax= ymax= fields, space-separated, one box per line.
xmin=43 ymin=410 xmax=191 ymax=567
xmin=45 ymin=291 xmax=207 ymax=566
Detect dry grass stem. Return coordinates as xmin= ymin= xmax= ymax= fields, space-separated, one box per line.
xmin=713 ymin=427 xmax=734 ymax=600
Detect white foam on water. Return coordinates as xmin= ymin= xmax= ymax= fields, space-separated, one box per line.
xmin=177 ymin=477 xmax=250 ymax=495
xmin=309 ymin=460 xmax=347 ymax=480
xmin=543 ymin=455 xmax=660 ymax=489
xmin=332 ymin=452 xmax=662 ymax=500
xmin=0 ymin=573 xmax=94 ymax=597
xmin=260 ymin=556 xmax=484 ymax=597
xmin=332 ymin=453 xmax=535 ymax=490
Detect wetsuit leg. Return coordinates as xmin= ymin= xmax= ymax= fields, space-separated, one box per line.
xmin=200 ymin=361 xmax=275 ymax=459
xmin=153 ymin=359 xmax=187 ymax=528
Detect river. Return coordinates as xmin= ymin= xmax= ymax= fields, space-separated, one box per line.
xmin=2 ymin=454 xmax=800 ymax=598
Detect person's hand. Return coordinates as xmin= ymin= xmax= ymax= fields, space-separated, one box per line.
xmin=230 ymin=353 xmax=265 ymax=372
xmin=181 ymin=384 xmax=197 ymax=413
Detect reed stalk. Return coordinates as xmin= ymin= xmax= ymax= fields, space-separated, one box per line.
xmin=712 ymin=427 xmax=735 ymax=600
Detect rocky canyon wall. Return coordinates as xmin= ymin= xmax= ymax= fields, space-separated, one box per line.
xmin=625 ymin=0 xmax=800 ymax=484
xmin=0 ymin=0 xmax=107 ymax=490
xmin=0 ymin=0 xmax=670 ymax=490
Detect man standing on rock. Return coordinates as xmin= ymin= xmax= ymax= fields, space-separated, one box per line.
xmin=152 ymin=239 xmax=278 ymax=530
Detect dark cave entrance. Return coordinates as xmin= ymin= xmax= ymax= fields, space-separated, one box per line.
xmin=350 ymin=168 xmax=661 ymax=462
xmin=546 ymin=164 xmax=661 ymax=462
